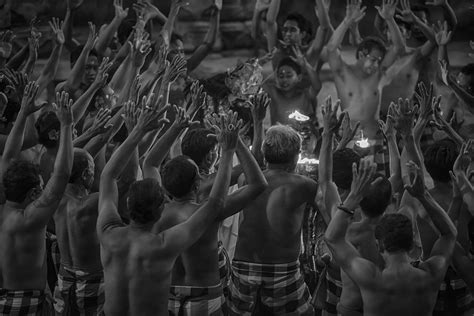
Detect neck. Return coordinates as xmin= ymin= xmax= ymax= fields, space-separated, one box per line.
xmin=4 ymin=200 xmax=26 ymax=210
xmin=384 ymin=251 xmax=411 ymax=268
xmin=130 ymin=221 xmax=154 ymax=231
xmin=173 ymin=192 xmax=196 ymax=203
xmin=267 ymin=162 xmax=295 ymax=173
xmin=360 ymin=213 xmax=381 ymax=226
xmin=67 ymin=182 xmax=89 ymax=197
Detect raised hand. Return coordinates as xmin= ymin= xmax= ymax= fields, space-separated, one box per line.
xmin=53 ymin=91 xmax=74 ymax=125
xmin=207 ymin=110 xmax=243 ymax=151
xmin=20 ymin=81 xmax=43 ymax=115
xmin=84 ymin=22 xmax=98 ymax=51
xmin=92 ymin=57 xmax=113 ymax=88
xmin=389 ymin=98 xmax=418 ymax=137
xmin=90 ymin=108 xmax=113 ymax=135
xmin=321 ymin=95 xmax=342 ymax=134
xmin=344 ymin=0 xmax=367 ymax=25
xmin=396 ymin=0 xmax=416 ymax=23
xmin=431 ymin=96 xmax=453 ymax=132
xmin=0 ymin=92 xmax=7 ymax=121
xmin=164 ymin=55 xmax=187 ymax=84
xmin=135 ymin=95 xmax=170 ymax=133
xmin=250 ymin=91 xmax=270 ymax=122
xmin=122 ymin=100 xmax=140 ymax=132
xmin=315 ymin=0 xmax=331 ymax=19
xmin=133 ymin=0 xmax=163 ymax=23
xmin=186 ymin=81 xmax=207 ymax=120
xmin=27 ymin=35 xmax=39 ymax=61
xmin=172 ymin=105 xmax=200 ymax=129
xmin=2 ymin=69 xmax=28 ymax=101
xmin=154 ymin=43 xmax=169 ymax=74
xmin=375 ymin=0 xmax=398 ymax=20
xmin=348 ymin=157 xmax=379 ymax=201
xmin=129 ymin=75 xmax=141 ymax=104
xmin=49 ymin=17 xmax=65 ymax=45
xmin=433 ymin=20 xmax=452 ymax=46
xmin=290 ymin=45 xmax=313 ymax=70
xmin=438 ymin=59 xmax=449 ymax=86
xmin=114 ymin=0 xmax=129 ymax=20
xmin=130 ymin=30 xmax=152 ymax=69
xmin=339 ymin=112 xmax=360 ymax=148
xmin=453 ymin=140 xmax=474 ymax=176
xmin=404 ymin=160 xmax=425 ymax=197
xmin=414 ymin=82 xmax=435 ymax=120
xmin=0 ymin=30 xmax=14 ymax=59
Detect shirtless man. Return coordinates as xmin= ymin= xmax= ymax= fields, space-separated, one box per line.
xmin=0 ymin=90 xmax=73 ymax=314
xmin=325 ymin=142 xmax=457 ymax=315
xmin=228 ymin=125 xmax=317 ymax=315
xmin=319 ymin=98 xmax=392 ymax=316
xmin=97 ymin=103 xmax=237 ymax=316
xmin=53 ymin=148 xmax=103 ymax=315
xmin=326 ymin=0 xmax=404 ymax=138
xmin=148 ymin=109 xmax=266 ymax=315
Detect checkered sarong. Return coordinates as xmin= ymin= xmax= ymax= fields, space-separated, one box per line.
xmin=0 ymin=289 xmax=45 ymax=315
xmin=53 ymin=265 xmax=104 ymax=315
xmin=168 ymin=284 xmax=224 ymax=316
xmin=228 ymin=260 xmax=314 ymax=316
xmin=324 ymin=270 xmax=342 ymax=316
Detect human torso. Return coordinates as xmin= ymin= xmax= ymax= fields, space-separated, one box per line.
xmin=266 ymin=86 xmax=315 ymax=126
xmin=0 ymin=205 xmax=48 ymax=290
xmin=53 ymin=188 xmax=101 ymax=271
xmin=234 ymin=169 xmax=314 ymax=263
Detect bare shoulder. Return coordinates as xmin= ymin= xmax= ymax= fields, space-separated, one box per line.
xmin=101 ymin=225 xmax=129 ymax=250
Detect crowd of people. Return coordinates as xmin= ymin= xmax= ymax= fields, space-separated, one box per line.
xmin=0 ymin=0 xmax=473 ymax=315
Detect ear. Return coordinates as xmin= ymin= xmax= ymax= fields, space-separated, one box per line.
xmin=48 ymin=129 xmax=60 ymax=141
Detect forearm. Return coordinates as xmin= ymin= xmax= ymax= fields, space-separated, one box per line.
xmin=373 ymin=13 xmax=386 ymax=40
xmin=209 ymin=150 xmax=234 ymax=202
xmin=306 ymin=65 xmax=322 ymax=95
xmin=349 ymin=25 xmax=362 ymax=46
xmin=94 ymin=17 xmax=123 ymax=56
xmin=73 ymin=129 xmax=96 ymax=148
xmin=327 ymin=20 xmax=351 ymax=52
xmin=447 ymin=196 xmax=463 ymax=224
xmin=385 ymin=17 xmax=404 ymax=53
xmin=187 ymin=11 xmax=219 ymax=72
xmin=37 ymin=44 xmax=63 ymax=94
xmin=236 ymin=138 xmax=266 ymax=185
xmin=418 ymin=192 xmax=457 ymax=237
xmin=144 ymin=125 xmax=181 ymax=168
xmin=161 ymin=5 xmax=180 ymax=46
xmin=402 ymin=134 xmax=422 ymax=167
xmin=2 ymin=111 xmax=28 ymax=163
xmin=325 ymin=204 xmax=353 ymax=242
xmin=251 ymin=120 xmax=264 ymax=166
xmin=442 ymin=1 xmax=457 ymax=30
xmin=387 ymin=134 xmax=401 ymax=187
xmin=6 ymin=45 xmax=29 ymax=70
xmin=71 ymin=83 xmax=100 ymax=123
xmin=66 ymin=46 xmax=91 ymax=91
xmin=110 ymin=55 xmax=132 ymax=92
xmin=84 ymin=133 xmax=109 ymax=158
xmin=319 ymin=132 xmax=334 ymax=184
xmin=22 ymin=52 xmax=37 ymax=76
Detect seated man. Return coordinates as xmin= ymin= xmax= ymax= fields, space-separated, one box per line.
xmin=97 ymin=106 xmax=238 ymax=316
xmin=229 ymin=125 xmax=317 ymax=315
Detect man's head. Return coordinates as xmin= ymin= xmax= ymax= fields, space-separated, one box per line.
xmin=276 ymin=57 xmax=302 ymax=92
xmin=356 ymin=37 xmax=387 ymax=75
xmin=423 ymin=139 xmax=458 ymax=183
xmin=90 ymin=86 xmax=117 ymax=112
xmin=282 ymin=13 xmax=309 ymax=45
xmin=375 ymin=213 xmax=413 ymax=253
xmin=127 ymin=178 xmax=165 ymax=225
xmin=360 ymin=174 xmax=392 ymax=218
xmin=35 ymin=111 xmax=60 ymax=149
xmin=263 ymin=125 xmax=301 ymax=167
xmin=181 ymin=128 xmax=219 ymax=172
xmin=3 ymin=160 xmax=42 ymax=204
xmin=456 ymin=63 xmax=474 ymax=93
xmin=385 ymin=18 xmax=412 ymax=42
xmin=333 ymin=149 xmax=361 ymax=191
xmin=69 ymin=149 xmax=95 ymax=189
xmin=70 ymin=46 xmax=99 ymax=86
xmin=169 ymin=33 xmax=185 ymax=59
xmin=161 ymin=155 xmax=201 ymax=199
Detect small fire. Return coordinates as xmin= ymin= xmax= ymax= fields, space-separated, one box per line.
xmin=298 ymin=154 xmax=319 ymax=165
xmin=289 ymin=110 xmax=310 ymax=122
xmin=355 ymin=131 xmax=370 ymax=148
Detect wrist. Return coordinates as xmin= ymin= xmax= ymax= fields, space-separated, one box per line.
xmin=343 ymin=193 xmax=361 ymax=210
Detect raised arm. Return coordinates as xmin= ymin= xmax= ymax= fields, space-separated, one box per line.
xmin=307 ymin=0 xmax=332 ymax=63
xmin=378 ymin=104 xmax=401 ymax=193
xmin=160 ymin=0 xmax=187 ymax=47
xmin=97 ymin=96 xmax=168 ymax=236
xmin=264 ymin=0 xmax=281 ymax=52
xmin=377 ymin=0 xmax=404 ymax=70
xmin=249 ymin=92 xmax=269 ymax=167
xmin=325 ymin=158 xmax=379 ymax=283
xmin=24 ymin=92 xmax=74 ymax=227
xmin=0 ymin=30 xmax=14 ymax=68
xmin=326 ymin=0 xmax=365 ymax=73
xmin=36 ymin=18 xmax=65 ymax=95
xmin=292 ymin=46 xmax=322 ymax=96
xmin=426 ymin=0 xmax=457 ymax=31
xmin=217 ymin=135 xmax=268 ymax=221
xmin=94 ymin=0 xmax=128 ymax=57
xmin=452 ymin=141 xmax=474 ymax=216
xmin=160 ymin=111 xmax=241 ymax=254
xmin=186 ymin=3 xmax=221 ymax=73
xmin=133 ymin=0 xmax=167 ymax=25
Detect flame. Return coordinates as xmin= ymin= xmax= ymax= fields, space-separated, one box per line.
xmin=289 ymin=110 xmax=310 ymax=122
xmin=298 ymin=154 xmax=319 ymax=164
xmin=355 ymin=131 xmax=370 ymax=148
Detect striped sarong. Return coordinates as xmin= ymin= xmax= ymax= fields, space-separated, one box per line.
xmin=0 ymin=289 xmax=46 ymax=316
xmin=168 ymin=284 xmax=224 ymax=316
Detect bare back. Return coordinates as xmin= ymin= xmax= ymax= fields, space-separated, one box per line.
xmin=53 ymin=188 xmax=101 ymax=271
xmin=0 ymin=205 xmax=48 ymax=290
xmin=234 ymin=169 xmax=316 ymax=263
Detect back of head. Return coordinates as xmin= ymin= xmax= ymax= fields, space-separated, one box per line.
xmin=356 ymin=37 xmax=387 ymax=60
xmin=423 ymin=139 xmax=458 ymax=183
xmin=181 ymin=128 xmax=218 ymax=168
xmin=263 ymin=125 xmax=301 ymax=164
xmin=161 ymin=155 xmax=199 ymax=198
xmin=360 ymin=174 xmax=392 ymax=218
xmin=128 ymin=178 xmax=165 ymax=225
xmin=277 ymin=57 xmax=302 ymax=75
xmin=35 ymin=111 xmax=60 ymax=149
xmin=69 ymin=148 xmax=93 ymax=184
xmin=375 ymin=213 xmax=413 ymax=253
xmin=3 ymin=160 xmax=40 ymax=203
xmin=332 ymin=149 xmax=361 ymax=190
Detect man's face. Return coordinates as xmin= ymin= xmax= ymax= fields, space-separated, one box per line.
xmin=83 ymin=55 xmax=99 ymax=86
xmin=456 ymin=72 xmax=472 ymax=92
xmin=276 ymin=65 xmax=300 ymax=91
xmin=169 ymin=39 xmax=185 ymax=59
xmin=360 ymin=49 xmax=384 ymax=75
xmin=282 ymin=20 xmax=303 ymax=45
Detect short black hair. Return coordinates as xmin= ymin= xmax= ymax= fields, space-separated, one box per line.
xmin=128 ymin=178 xmax=165 ymax=224
xmin=285 ymin=12 xmax=312 ymax=38
xmin=356 ymin=37 xmax=387 ymax=60
xmin=69 ymin=149 xmax=92 ymax=184
xmin=423 ymin=139 xmax=458 ymax=183
xmin=161 ymin=155 xmax=199 ymax=198
xmin=3 ymin=160 xmax=41 ymax=203
xmin=460 ymin=63 xmax=474 ymax=92
xmin=277 ymin=57 xmax=302 ymax=75
xmin=181 ymin=128 xmax=218 ymax=168
xmin=70 ymin=46 xmax=99 ymax=66
xmin=35 ymin=111 xmax=60 ymax=149
xmin=332 ymin=149 xmax=361 ymax=190
xmin=375 ymin=213 xmax=413 ymax=253
xmin=360 ymin=174 xmax=392 ymax=218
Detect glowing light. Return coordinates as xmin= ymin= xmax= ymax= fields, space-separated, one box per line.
xmin=289 ymin=110 xmax=310 ymax=122
xmin=355 ymin=131 xmax=370 ymax=148
xmin=298 ymin=154 xmax=319 ymax=165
